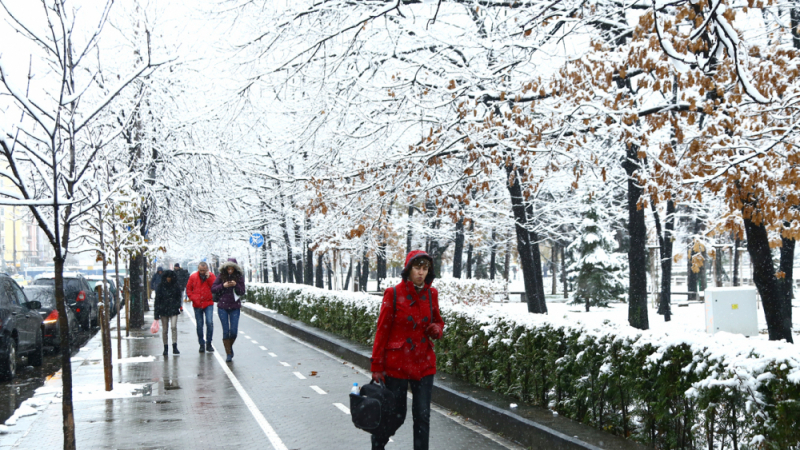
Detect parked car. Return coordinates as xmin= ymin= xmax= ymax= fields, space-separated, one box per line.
xmin=32 ymin=272 xmax=99 ymax=330
xmin=85 ymin=276 xmax=117 ymax=319
xmin=23 ymin=285 xmax=78 ymax=350
xmin=0 ymin=274 xmax=44 ymax=380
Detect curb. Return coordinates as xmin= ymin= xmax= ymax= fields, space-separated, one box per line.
xmin=242 ymin=304 xmax=647 ymax=450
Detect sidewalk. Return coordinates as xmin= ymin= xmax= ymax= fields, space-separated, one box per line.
xmin=0 ymin=309 xmax=275 ymax=449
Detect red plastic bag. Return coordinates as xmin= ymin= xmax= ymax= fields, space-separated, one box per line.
xmin=150 ymin=319 xmax=160 ymax=334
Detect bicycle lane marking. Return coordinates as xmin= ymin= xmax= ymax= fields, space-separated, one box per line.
xmin=188 ymin=310 xmax=288 ymax=450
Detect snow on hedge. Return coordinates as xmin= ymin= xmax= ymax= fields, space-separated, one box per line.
xmin=246 ymin=282 xmax=800 ymax=448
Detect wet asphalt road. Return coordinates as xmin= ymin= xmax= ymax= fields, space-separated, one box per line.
xmin=0 ymin=325 xmax=98 ymax=424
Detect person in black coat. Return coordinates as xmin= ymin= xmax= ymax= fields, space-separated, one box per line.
xmin=173 ymin=263 xmax=190 ymax=301
xmin=154 ymin=270 xmax=183 ymax=356
xmin=151 ymin=266 xmax=163 ymax=294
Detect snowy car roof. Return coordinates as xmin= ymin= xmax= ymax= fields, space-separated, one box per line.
xmin=34 ymin=272 xmax=85 ymax=279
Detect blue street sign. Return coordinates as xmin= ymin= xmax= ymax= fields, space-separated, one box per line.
xmin=249 ymin=233 xmax=265 ymax=248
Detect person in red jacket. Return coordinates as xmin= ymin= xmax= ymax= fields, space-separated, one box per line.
xmin=186 ymin=262 xmax=217 ymax=353
xmin=370 ymin=250 xmax=444 ymax=450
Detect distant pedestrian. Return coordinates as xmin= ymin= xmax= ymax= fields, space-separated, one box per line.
xmin=187 ymin=262 xmax=216 ymax=353
xmin=370 ymin=250 xmax=445 ymax=450
xmin=154 ymin=270 xmax=183 ymax=356
xmin=211 ymin=258 xmax=245 ymax=362
xmin=173 ymin=263 xmax=190 ymax=302
xmin=151 ymin=266 xmax=163 ymax=295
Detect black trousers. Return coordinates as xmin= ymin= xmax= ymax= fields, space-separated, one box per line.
xmin=371 ymin=375 xmax=434 ymax=450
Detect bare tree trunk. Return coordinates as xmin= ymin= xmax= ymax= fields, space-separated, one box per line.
xmin=562 ymin=245 xmax=568 ymax=299
xmin=489 ymin=228 xmax=497 ymax=280
xmin=305 ymin=220 xmax=314 ymax=286
xmin=466 ymin=220 xmax=474 ymax=279
xmin=453 ymin=217 xmax=465 ymax=278
xmin=315 ymin=253 xmax=324 ymax=288
xmin=652 ymin=199 xmax=674 ymax=321
xmin=624 ymin=144 xmax=649 ymax=330
xmin=54 ymin=256 xmax=76 ymax=450
xmin=129 ymin=251 xmax=145 ymax=328
xmin=506 ymin=162 xmax=547 ymax=314
xmin=503 ymin=237 xmax=511 ymax=281
xmin=294 ymin=222 xmax=304 ymax=284
xmin=326 ymin=259 xmax=333 ymax=290
xmin=406 ymin=206 xmax=414 ymax=254
xmin=376 ymin=242 xmax=387 ymax=290
xmin=360 ymin=246 xmax=369 ymax=292
xmin=551 ymin=243 xmax=559 ymax=296
xmin=733 ymin=237 xmax=740 ymax=286
xmin=282 ymin=220 xmax=294 ymax=283
xmin=743 ymin=216 xmax=794 ymax=342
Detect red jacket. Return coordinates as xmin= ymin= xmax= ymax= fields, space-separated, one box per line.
xmin=186 ymin=271 xmax=216 ymax=309
xmin=370 ymin=278 xmax=445 ymax=380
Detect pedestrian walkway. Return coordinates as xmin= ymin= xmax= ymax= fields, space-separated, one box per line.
xmin=0 ymin=306 xmax=524 ymax=450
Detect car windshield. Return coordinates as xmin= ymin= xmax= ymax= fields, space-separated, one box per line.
xmin=23 ymin=287 xmax=56 ymax=308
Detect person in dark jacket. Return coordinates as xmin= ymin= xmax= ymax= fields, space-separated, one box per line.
xmin=150 ymin=266 xmax=163 ymax=295
xmin=154 ymin=270 xmax=183 ymax=356
xmin=370 ymin=250 xmax=445 ymax=450
xmin=211 ymin=258 xmax=245 ymax=362
xmin=173 ymin=263 xmax=190 ymax=301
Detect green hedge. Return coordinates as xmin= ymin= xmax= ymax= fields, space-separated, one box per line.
xmin=245 ymin=284 xmax=800 ymax=449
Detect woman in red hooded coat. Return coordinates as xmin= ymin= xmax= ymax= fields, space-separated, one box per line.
xmin=370 ymin=250 xmax=445 ymax=450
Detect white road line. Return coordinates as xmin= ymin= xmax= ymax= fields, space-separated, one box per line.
xmin=310 ymin=385 xmax=327 ymax=395
xmin=259 ymin=346 xmax=267 ymax=351
xmin=188 ymin=311 xmax=287 ymax=450
xmin=251 ymin=340 xmax=258 ymax=344
xmin=244 ymin=335 xmax=250 ymax=339
xmin=268 ymin=352 xmax=277 ymax=357
xmin=242 ymin=309 xmax=523 ymax=450
xmin=280 ymin=362 xmax=291 ymax=367
xmin=293 ymin=372 xmax=306 ymax=380
xmin=333 ymin=403 xmax=350 ymax=415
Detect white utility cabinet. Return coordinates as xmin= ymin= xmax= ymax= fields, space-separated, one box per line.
xmin=704 ymin=286 xmax=759 ymax=336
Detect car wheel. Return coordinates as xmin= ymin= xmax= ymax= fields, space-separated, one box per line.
xmin=29 ymin=330 xmax=43 ymax=367
xmin=0 ymin=338 xmax=17 ymax=381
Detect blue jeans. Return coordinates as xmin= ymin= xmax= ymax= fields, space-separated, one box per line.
xmin=371 ymin=375 xmax=434 ymax=450
xmin=194 ymin=306 xmax=213 ymax=345
xmin=217 ymin=308 xmax=240 ymax=340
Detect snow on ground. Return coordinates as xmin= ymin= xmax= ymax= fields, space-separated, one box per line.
xmin=113 ymin=356 xmax=156 ymax=364
xmin=69 ymin=382 xmax=151 ymax=401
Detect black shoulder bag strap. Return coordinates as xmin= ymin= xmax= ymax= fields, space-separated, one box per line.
xmin=392 ymin=287 xmax=397 ymax=318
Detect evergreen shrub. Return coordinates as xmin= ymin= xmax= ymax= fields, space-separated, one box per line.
xmin=245 ymin=283 xmax=800 ymax=449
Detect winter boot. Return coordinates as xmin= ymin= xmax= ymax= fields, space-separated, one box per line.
xmin=162 ymin=345 xmax=168 ymax=356
xmin=223 ymin=339 xmax=233 ymax=362
xmin=199 ymin=344 xmax=205 ymax=353
xmin=230 ymin=336 xmax=236 ymax=358
xmin=172 ymin=343 xmax=180 ymax=355
xmin=206 ymin=342 xmax=214 ymax=352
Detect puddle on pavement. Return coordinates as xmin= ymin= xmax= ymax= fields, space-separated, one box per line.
xmin=0 ymin=328 xmax=96 ymax=423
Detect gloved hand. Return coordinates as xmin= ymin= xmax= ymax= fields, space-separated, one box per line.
xmin=154 ymin=315 xmax=160 ymax=321
xmin=425 ymin=323 xmax=443 ymax=340
xmin=372 ymin=371 xmax=386 ymax=384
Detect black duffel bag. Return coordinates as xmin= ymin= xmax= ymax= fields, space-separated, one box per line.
xmin=350 ymin=380 xmax=403 ymax=436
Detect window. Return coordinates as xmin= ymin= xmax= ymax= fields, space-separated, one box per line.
xmin=9 ymin=281 xmax=27 ymax=306
xmin=3 ymin=280 xmax=19 ymax=306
